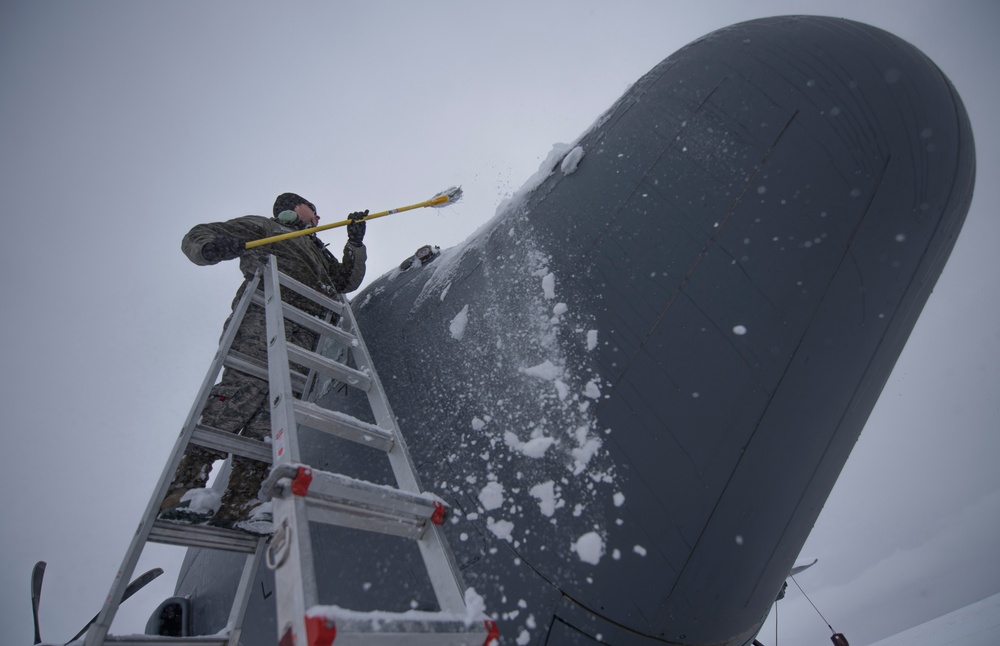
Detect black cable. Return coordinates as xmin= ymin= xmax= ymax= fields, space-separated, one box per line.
xmin=775 ymin=594 xmax=778 ymax=645
xmin=790 ymin=574 xmax=835 ymax=633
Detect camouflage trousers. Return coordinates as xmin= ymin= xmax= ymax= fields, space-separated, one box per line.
xmin=162 ymin=301 xmax=318 ymax=521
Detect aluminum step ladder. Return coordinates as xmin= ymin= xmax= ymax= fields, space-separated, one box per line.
xmin=85 ymin=256 xmax=494 ymax=645
xmin=257 ymin=255 xmax=495 ymax=646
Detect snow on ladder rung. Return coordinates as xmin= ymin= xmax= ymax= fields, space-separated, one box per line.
xmin=292 ymin=399 xmax=394 ymax=452
xmin=301 ymin=607 xmax=497 ymax=646
xmin=305 ymin=468 xmax=447 ymax=523
xmin=286 ymin=344 xmax=372 ymax=391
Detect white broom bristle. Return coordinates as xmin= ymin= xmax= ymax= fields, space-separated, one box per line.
xmin=431 ymin=186 xmax=463 ymax=206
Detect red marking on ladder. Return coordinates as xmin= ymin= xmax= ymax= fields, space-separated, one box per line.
xmin=306 ymin=615 xmax=336 ymax=646
xmin=291 ymin=467 xmax=313 ymax=496
xmin=278 ymin=624 xmax=295 ymax=646
xmin=483 ymin=619 xmax=500 ymax=645
xmin=431 ymin=501 xmax=447 ymax=525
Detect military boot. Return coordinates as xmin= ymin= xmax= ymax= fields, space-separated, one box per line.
xmin=158 ymin=446 xmax=223 ymax=523
xmin=210 ymin=457 xmax=273 ymax=535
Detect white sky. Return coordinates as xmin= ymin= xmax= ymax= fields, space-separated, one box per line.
xmin=1 ymin=2 xmax=997 ymax=644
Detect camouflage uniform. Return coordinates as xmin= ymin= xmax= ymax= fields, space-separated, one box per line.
xmin=162 ymin=207 xmax=366 ymax=526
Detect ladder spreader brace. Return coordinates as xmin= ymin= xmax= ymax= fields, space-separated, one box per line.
xmin=85 ymin=256 xmax=496 ymax=646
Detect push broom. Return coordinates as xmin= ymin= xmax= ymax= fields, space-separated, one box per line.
xmin=245 ymin=186 xmax=463 ymax=250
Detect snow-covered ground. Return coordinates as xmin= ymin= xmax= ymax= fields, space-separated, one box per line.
xmin=869 ymin=592 xmax=1000 ymax=646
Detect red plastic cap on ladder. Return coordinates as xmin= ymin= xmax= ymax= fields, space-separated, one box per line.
xmin=306 ymin=615 xmax=337 ymax=646
xmin=484 ymin=619 xmax=500 ymax=645
xmin=431 ymin=501 xmax=447 ymax=525
xmin=291 ymin=466 xmax=313 ymax=496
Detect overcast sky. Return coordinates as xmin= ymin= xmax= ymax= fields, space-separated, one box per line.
xmin=2 ymin=2 xmax=997 ymax=644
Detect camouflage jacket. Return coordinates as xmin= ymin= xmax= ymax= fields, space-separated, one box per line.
xmin=182 ymin=215 xmax=367 ymax=312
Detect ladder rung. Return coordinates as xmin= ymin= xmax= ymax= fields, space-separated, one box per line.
xmin=286 ymin=344 xmax=372 ymax=391
xmin=276 ymin=271 xmax=347 ymax=316
xmin=262 ymin=466 xmax=445 ymax=539
xmin=292 ymin=399 xmax=394 ymax=451
xmin=103 ymin=640 xmax=226 ymax=645
xmin=148 ymin=520 xmax=261 ymax=554
xmin=303 ymin=611 xmax=494 ymax=646
xmin=305 ymin=502 xmax=427 ymax=540
xmin=224 ymin=349 xmax=307 ymax=394
xmin=252 ymin=292 xmax=357 ymax=347
xmin=190 ymin=424 xmax=272 ymax=463
xmin=305 ymin=468 xmax=445 ymax=524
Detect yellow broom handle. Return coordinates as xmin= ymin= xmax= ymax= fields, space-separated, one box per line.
xmin=244 ymin=194 xmax=450 ymax=250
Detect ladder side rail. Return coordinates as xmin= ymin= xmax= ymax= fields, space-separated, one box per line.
xmin=263 ymin=257 xmax=304 ymax=466
xmin=263 ymin=256 xmax=319 ymax=644
xmin=224 ymin=540 xmax=267 ymax=646
xmin=85 ymin=271 xmax=264 ymax=646
xmin=413 ymin=516 xmax=471 ymax=613
xmin=339 ymin=298 xmax=470 ymax=615
xmin=338 ymin=297 xmax=422 ymax=493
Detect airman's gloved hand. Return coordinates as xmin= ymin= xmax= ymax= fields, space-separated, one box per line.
xmin=201 ymin=235 xmax=244 ymax=263
xmin=347 ymin=210 xmax=368 ymax=247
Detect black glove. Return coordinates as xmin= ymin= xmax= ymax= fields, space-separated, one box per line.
xmin=347 ymin=210 xmax=368 ymax=246
xmin=201 ymin=235 xmax=244 ymax=263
